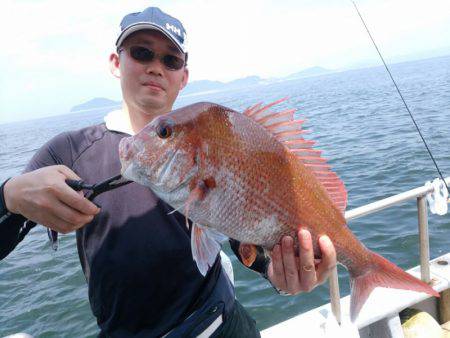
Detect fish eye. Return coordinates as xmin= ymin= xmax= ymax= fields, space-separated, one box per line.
xmin=156 ymin=122 xmax=172 ymax=139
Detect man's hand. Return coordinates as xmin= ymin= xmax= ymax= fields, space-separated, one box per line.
xmin=3 ymin=165 xmax=100 ymax=233
xmin=267 ymin=229 xmax=336 ymax=294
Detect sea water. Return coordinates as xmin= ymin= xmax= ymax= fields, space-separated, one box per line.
xmin=1 ymin=55 xmax=449 ymax=337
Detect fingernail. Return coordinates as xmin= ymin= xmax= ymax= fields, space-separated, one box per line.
xmin=300 ymin=229 xmax=311 ymax=250
xmin=283 ymin=236 xmax=293 ymax=247
xmin=300 ymin=229 xmax=310 ymax=240
xmin=319 ymin=235 xmax=331 ymax=245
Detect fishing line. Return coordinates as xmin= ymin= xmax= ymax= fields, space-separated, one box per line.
xmin=351 ymin=1 xmax=450 ymax=194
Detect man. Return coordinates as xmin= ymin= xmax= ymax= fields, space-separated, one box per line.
xmin=0 ymin=7 xmax=336 ymax=337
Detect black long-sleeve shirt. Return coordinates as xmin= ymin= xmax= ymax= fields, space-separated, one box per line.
xmin=0 ymin=123 xmax=230 ymax=337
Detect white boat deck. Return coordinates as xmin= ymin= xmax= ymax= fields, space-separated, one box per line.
xmin=262 ymin=253 xmax=450 ymax=337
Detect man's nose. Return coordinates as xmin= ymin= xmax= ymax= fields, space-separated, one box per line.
xmin=145 ymin=58 xmax=164 ymax=75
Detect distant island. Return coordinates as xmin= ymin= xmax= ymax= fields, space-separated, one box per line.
xmin=70 ymin=66 xmax=334 ymax=112
xmin=285 ymin=66 xmax=332 ymax=79
xmin=71 ymin=97 xmax=121 ymax=112
xmin=182 ymin=75 xmax=264 ymax=95
xmin=182 ymin=67 xmax=333 ymax=95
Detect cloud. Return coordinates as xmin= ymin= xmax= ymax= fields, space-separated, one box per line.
xmin=0 ymin=0 xmax=449 ymax=123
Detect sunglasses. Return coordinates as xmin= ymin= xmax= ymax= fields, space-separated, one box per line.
xmin=120 ymin=46 xmax=185 ymax=71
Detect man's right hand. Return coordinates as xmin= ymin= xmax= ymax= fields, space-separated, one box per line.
xmin=3 ymin=165 xmax=100 ymax=233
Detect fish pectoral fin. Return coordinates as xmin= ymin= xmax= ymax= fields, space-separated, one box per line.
xmin=184 ymin=180 xmax=208 ymax=229
xmin=184 ymin=178 xmax=215 ymax=217
xmin=191 ymin=223 xmax=227 ymax=276
xmin=238 ymin=243 xmax=258 ymax=267
xmin=186 ymin=177 xmax=216 ymax=205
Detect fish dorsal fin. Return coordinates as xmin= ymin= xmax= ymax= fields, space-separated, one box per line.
xmin=243 ymin=99 xmax=348 ymax=213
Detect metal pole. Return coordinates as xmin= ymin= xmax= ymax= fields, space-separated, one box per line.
xmin=417 ymin=196 xmax=430 ymax=283
xmin=329 ymin=266 xmax=341 ymax=324
xmin=345 ymin=176 xmax=450 ymax=221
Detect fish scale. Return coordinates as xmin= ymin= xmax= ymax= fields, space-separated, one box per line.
xmin=119 ymin=100 xmax=439 ymax=321
xmin=202 ymin=154 xmax=293 ymax=245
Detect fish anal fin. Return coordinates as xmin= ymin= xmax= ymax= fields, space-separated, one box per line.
xmin=243 ymin=98 xmax=348 ymax=213
xmin=349 ymin=251 xmax=439 ymax=321
xmin=238 ymin=243 xmax=258 ymax=267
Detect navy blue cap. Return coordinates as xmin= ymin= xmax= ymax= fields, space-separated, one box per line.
xmin=116 ymin=7 xmax=187 ymax=54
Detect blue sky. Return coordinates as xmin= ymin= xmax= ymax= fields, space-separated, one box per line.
xmin=1 ymin=0 xmax=450 ymax=124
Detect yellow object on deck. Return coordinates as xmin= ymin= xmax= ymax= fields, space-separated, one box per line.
xmin=442 ymin=321 xmax=450 ymax=338
xmin=401 ymin=308 xmax=442 ymax=338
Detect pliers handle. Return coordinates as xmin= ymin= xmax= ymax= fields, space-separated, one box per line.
xmin=48 ymin=174 xmax=132 ymax=251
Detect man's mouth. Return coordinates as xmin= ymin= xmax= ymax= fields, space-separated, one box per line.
xmin=142 ymin=81 xmax=164 ymax=91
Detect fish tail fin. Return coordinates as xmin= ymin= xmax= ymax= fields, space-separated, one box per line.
xmin=349 ymin=251 xmax=439 ymax=322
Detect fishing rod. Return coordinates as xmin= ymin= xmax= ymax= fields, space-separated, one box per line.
xmin=351 ymin=1 xmax=450 ymax=195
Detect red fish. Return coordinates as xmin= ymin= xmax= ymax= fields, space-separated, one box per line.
xmin=119 ymin=99 xmax=439 ymax=321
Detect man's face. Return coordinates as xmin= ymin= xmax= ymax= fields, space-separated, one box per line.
xmin=112 ymin=30 xmax=189 ymax=116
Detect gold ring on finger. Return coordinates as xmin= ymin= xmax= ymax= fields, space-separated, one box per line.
xmin=302 ymin=265 xmax=313 ymax=272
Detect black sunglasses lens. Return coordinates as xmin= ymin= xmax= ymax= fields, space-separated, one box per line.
xmin=128 ymin=46 xmax=184 ymax=70
xmin=129 ymin=46 xmax=155 ymax=62
xmin=163 ymin=55 xmax=185 ymax=70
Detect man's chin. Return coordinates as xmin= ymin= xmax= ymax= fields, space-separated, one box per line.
xmin=136 ymin=103 xmax=173 ymax=120
xmin=139 ymin=97 xmax=167 ymax=111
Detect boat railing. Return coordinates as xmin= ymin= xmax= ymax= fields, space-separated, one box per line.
xmin=328 ymin=176 xmax=450 ymax=323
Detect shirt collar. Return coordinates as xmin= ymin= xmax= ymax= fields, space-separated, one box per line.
xmin=104 ymin=109 xmax=135 ymax=136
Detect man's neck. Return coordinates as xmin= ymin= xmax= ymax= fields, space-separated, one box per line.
xmin=123 ymin=103 xmax=169 ymax=133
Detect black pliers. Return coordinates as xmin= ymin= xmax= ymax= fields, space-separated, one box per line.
xmin=65 ymin=174 xmax=132 ymax=201
xmin=47 ymin=174 xmax=132 ymax=250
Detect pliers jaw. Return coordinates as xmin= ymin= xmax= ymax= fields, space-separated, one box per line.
xmin=65 ymin=174 xmax=132 ymax=200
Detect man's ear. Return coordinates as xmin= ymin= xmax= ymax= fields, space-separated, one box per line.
xmin=180 ymin=67 xmax=189 ymax=90
xmin=109 ymin=53 xmax=121 ymax=78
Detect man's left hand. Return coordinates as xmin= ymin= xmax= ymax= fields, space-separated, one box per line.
xmin=267 ymin=229 xmax=336 ymax=295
